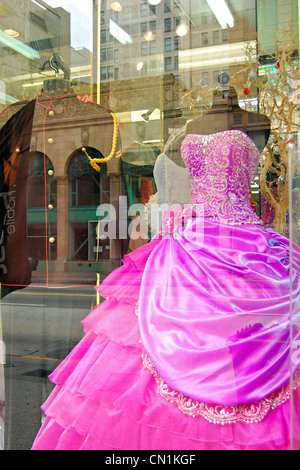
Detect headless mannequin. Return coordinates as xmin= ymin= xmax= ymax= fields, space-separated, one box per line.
xmin=157 ymin=87 xmax=270 ymax=217
xmin=154 ymin=153 xmax=191 ymax=206
xmin=145 ymin=154 xmax=191 ymax=238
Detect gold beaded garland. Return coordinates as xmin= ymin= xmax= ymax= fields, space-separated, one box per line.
xmin=82 ymin=112 xmax=120 ymax=172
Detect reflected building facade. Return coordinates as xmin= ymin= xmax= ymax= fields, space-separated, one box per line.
xmin=0 ymin=0 xmax=298 ymax=282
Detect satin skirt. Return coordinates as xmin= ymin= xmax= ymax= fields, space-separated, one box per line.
xmin=31 ymin=219 xmax=300 ymax=450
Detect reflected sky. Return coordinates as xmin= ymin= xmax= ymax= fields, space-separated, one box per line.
xmin=46 ymin=0 xmax=93 ymax=50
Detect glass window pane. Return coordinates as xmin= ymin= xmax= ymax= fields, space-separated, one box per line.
xmin=202 ymin=32 xmax=209 ymax=46
xmin=0 ymin=0 xmax=299 ymax=452
xmin=213 ymin=30 xmax=219 ymax=45
xmin=149 ymin=20 xmax=156 ymax=32
xmin=165 ymin=56 xmax=172 ymax=71
xmin=141 ymin=42 xmax=148 ymax=55
xmin=164 ymin=0 xmax=171 ymax=13
xmin=150 ymin=40 xmax=157 ymax=54
xmin=164 ymin=17 xmax=172 ymax=32
xmin=165 ymin=37 xmax=172 ymax=52
xmin=140 ymin=3 xmax=147 ymax=17
xmin=100 ymin=66 xmax=107 ymax=80
xmin=141 ymin=22 xmax=147 ymax=34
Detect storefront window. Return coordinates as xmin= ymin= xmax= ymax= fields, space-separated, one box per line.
xmin=0 ymin=0 xmax=299 ymax=453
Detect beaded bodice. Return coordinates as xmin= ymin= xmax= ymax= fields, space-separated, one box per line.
xmin=180 ymin=131 xmax=262 ymax=225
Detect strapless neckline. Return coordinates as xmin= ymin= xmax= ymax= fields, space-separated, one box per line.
xmin=180 ymin=131 xmax=262 ymax=225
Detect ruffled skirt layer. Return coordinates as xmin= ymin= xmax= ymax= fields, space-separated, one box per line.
xmin=31 ymin=229 xmax=300 ymax=450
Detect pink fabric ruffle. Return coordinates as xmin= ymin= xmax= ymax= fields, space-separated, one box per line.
xmin=31 ymin=238 xmax=300 ymax=451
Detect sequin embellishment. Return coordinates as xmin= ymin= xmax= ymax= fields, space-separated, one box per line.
xmin=142 ymin=351 xmax=300 ymax=425
xmin=180 ymin=131 xmax=263 ymax=226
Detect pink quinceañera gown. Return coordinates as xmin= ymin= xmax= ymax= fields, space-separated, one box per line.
xmin=32 ymin=131 xmax=300 ymax=450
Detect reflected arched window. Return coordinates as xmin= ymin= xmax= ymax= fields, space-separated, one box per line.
xmin=67 ymin=148 xmax=109 ymax=207
xmin=67 ymin=148 xmax=110 ymax=262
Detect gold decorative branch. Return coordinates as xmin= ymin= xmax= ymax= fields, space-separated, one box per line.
xmin=231 ymin=23 xmax=299 ymax=235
